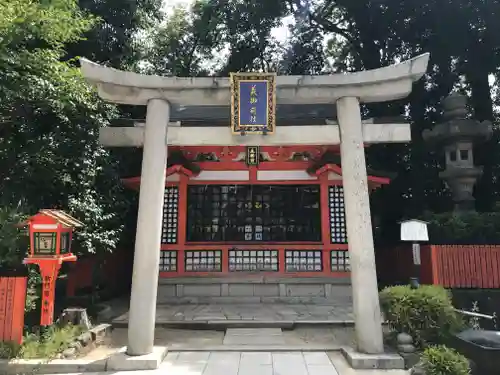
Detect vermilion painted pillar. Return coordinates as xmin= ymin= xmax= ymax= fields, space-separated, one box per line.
xmin=319 ymin=173 xmax=332 ymax=272
xmin=177 ymin=175 xmax=188 ymax=274
xmin=39 ymin=262 xmax=62 ymax=326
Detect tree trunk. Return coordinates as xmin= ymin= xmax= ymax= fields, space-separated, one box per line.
xmin=466 ymin=51 xmax=495 ymax=211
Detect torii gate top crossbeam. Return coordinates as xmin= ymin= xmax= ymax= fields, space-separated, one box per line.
xmin=80 ymin=54 xmax=429 ymax=106
xmin=99 ymin=122 xmax=411 ymax=147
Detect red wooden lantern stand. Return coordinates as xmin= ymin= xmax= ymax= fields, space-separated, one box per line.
xmin=23 ymin=210 xmax=83 ymax=327
xmin=23 ymin=255 xmax=76 ymax=326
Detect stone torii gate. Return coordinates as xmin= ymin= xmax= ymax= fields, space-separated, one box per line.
xmin=80 ymin=53 xmax=430 ymax=359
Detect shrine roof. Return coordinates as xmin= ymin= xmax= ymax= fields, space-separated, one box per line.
xmin=112 ymin=104 xmax=406 ymax=127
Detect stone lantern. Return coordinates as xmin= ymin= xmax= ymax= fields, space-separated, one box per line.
xmin=423 ymin=92 xmax=493 ymax=211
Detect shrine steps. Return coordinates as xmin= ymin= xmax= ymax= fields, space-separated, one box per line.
xmin=111 ymin=282 xmax=355 ymax=328
xmin=156 ymin=276 xmax=352 ymax=305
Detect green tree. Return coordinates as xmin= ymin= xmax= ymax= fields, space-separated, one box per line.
xmin=0 ymin=0 xmax=128 ymax=255
xmin=309 ymin=0 xmax=500 ymax=241
xmin=144 ymin=0 xmax=289 ymax=76
xmin=65 ymin=0 xmax=163 ymax=69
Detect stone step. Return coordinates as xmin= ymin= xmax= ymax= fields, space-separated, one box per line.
xmin=223 ymin=328 xmax=285 ymax=345
xmin=166 ymin=344 xmax=344 ymax=352
xmin=111 ymin=303 xmax=356 ymax=329
xmin=112 ymin=319 xmax=355 ymax=330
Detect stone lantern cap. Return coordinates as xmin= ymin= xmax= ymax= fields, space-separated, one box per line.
xmin=422 ymin=92 xmax=493 ymax=144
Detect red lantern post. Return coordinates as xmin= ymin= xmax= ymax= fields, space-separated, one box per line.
xmin=23 ymin=210 xmax=83 ymax=326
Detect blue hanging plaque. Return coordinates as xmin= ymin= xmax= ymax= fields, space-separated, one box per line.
xmin=230 ymin=72 xmax=276 ymax=134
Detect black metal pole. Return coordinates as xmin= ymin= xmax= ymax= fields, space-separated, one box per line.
xmin=410 ymin=242 xmax=421 ymax=288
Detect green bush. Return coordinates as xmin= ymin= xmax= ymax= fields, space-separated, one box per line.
xmin=422 ymin=211 xmax=500 ymax=244
xmin=0 ymin=341 xmax=21 ymax=359
xmin=0 ymin=206 xmax=28 ymax=268
xmin=379 ymin=285 xmax=463 ymax=348
xmin=420 ymin=345 xmax=470 ymax=375
xmin=9 ymin=325 xmax=85 ymax=359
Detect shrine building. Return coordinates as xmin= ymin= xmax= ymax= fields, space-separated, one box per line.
xmin=80 ymin=54 xmax=430 ymax=358
xmin=122 ymin=111 xmax=392 ymax=283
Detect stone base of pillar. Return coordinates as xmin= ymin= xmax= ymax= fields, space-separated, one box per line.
xmin=107 ymin=346 xmax=168 ymax=371
xmin=341 ymin=347 xmax=405 ymax=370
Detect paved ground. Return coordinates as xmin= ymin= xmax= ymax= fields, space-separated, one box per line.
xmin=48 ymin=351 xmax=409 ymax=375
xmin=85 ymin=326 xmax=357 ymax=360
xmin=112 ymin=303 xmax=355 ymax=325
xmin=81 ymin=301 xmax=399 ymax=375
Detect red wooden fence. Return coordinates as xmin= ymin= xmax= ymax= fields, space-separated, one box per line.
xmin=0 ymin=271 xmax=27 ymax=344
xmin=377 ymin=244 xmax=500 ymax=289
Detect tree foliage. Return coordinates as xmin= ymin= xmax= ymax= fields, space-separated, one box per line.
xmin=65 ymin=0 xmax=163 ymax=68
xmin=4 ymin=0 xmax=500 ymax=256
xmin=143 ymin=0 xmax=500 ymax=243
xmin=0 ymin=0 xmax=128 ymax=255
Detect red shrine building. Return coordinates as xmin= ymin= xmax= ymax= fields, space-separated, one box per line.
xmin=121 ymin=105 xmax=390 ymax=303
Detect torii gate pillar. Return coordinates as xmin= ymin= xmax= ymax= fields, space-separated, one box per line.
xmin=337 ymin=96 xmax=384 ymax=352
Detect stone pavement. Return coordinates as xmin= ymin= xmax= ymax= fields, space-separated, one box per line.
xmin=112 ymin=303 xmax=354 ymax=326
xmin=45 ymin=351 xmax=409 ymax=375
xmin=223 ymin=328 xmax=286 ymax=345
xmin=94 ymin=326 xmax=357 ymax=354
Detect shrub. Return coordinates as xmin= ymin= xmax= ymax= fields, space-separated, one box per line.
xmin=19 ymin=324 xmax=84 ymax=359
xmin=380 ymin=285 xmax=463 ymax=348
xmin=420 ymin=345 xmax=470 ymax=375
xmin=25 ymin=266 xmax=41 ymax=313
xmin=0 ymin=206 xmax=28 ymax=268
xmin=422 ymin=211 xmax=500 ymax=244
xmin=0 ymin=341 xmax=21 ymax=359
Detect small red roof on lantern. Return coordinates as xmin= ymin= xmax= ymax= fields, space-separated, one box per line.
xmin=27 ymin=209 xmax=84 ymax=228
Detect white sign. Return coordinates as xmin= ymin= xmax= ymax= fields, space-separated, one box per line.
xmin=400 ymin=219 xmax=429 ymax=242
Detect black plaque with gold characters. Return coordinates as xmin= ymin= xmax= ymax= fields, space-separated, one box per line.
xmin=246 ymin=146 xmax=260 ymax=166
xmin=230 ymin=72 xmax=276 ymax=134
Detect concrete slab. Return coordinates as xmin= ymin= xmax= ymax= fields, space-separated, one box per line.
xmin=0 ymin=358 xmax=107 ymax=375
xmin=111 ymin=303 xmax=355 ymax=328
xmin=36 ymin=350 xmax=412 ymax=375
xmin=106 ymin=346 xmax=168 ymax=371
xmin=226 ymin=328 xmax=283 ymax=336
xmin=101 ymin=326 xmax=356 ymax=353
xmin=169 ymin=344 xmax=343 ymax=351
xmin=223 ymin=328 xmax=285 ymax=345
xmin=303 ymin=352 xmax=334 ymax=366
xmin=240 ymin=352 xmax=273 ymax=365
xmin=176 ymin=351 xmax=211 ymax=363
xmin=328 ymin=352 xmax=410 ymax=375
xmin=207 ymin=351 xmax=241 ymax=363
xmin=202 ymin=353 xmax=240 ymax=375
xmin=238 ymin=364 xmax=273 ymax=375
xmin=223 ymin=336 xmax=286 ymax=345
xmin=272 ymin=352 xmax=309 ymax=375
xmin=306 ymin=364 xmax=340 ymax=375
xmin=340 ymin=347 xmax=405 ymax=370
